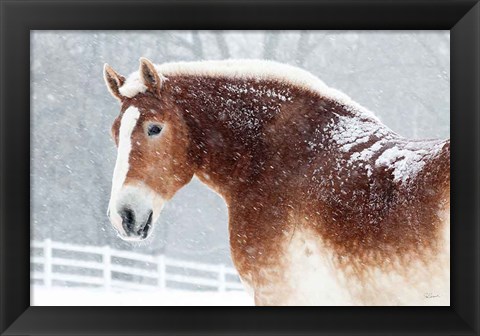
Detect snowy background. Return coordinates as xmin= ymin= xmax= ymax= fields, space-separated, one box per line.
xmin=31 ymin=31 xmax=450 ymax=306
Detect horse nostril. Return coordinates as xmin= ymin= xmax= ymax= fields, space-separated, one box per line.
xmin=120 ymin=208 xmax=135 ymax=233
xmin=140 ymin=211 xmax=153 ymax=238
xmin=146 ymin=211 xmax=153 ymax=227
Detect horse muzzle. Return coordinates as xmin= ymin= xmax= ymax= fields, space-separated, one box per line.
xmin=108 ymin=184 xmax=163 ymax=241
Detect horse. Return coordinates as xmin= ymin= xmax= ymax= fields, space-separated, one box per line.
xmin=104 ymin=58 xmax=450 ymax=306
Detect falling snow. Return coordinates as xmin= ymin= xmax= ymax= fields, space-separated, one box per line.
xmin=31 ymin=30 xmax=449 ymax=306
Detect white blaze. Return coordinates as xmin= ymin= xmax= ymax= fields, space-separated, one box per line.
xmin=108 ymin=106 xmax=140 ymax=233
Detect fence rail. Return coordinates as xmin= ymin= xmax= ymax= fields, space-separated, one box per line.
xmin=31 ymin=239 xmax=244 ymax=292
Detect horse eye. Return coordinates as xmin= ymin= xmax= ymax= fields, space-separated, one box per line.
xmin=148 ymin=124 xmax=162 ymax=136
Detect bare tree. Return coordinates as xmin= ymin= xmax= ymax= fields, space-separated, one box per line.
xmin=263 ymin=33 xmax=280 ymax=59
xmin=191 ymin=31 xmax=205 ymax=59
xmin=171 ymin=32 xmax=205 ymax=59
xmin=214 ymin=31 xmax=230 ymax=59
xmin=295 ymin=31 xmax=324 ymax=67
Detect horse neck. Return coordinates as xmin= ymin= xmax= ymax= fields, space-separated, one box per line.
xmin=165 ymin=75 xmax=387 ymax=199
xmin=165 ymin=75 xmax=277 ymax=196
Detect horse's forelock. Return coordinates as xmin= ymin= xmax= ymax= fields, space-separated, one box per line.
xmin=119 ymin=71 xmax=148 ymax=98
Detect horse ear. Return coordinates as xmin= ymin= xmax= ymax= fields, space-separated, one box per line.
xmin=104 ymin=64 xmax=125 ymax=100
xmin=139 ymin=57 xmax=162 ymax=95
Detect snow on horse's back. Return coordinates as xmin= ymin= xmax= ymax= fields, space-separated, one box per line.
xmin=104 ymin=59 xmax=450 ymax=305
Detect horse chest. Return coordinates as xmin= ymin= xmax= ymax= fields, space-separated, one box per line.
xmin=278 ymin=229 xmax=354 ymax=305
xmin=237 ymin=228 xmax=354 ymax=305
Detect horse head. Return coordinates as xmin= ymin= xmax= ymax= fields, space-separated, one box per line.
xmin=104 ymin=58 xmax=194 ymax=241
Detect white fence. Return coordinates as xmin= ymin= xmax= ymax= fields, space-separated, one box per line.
xmin=31 ymin=239 xmax=244 ymax=292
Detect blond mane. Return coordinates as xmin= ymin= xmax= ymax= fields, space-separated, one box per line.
xmin=118 ymin=59 xmax=378 ymax=120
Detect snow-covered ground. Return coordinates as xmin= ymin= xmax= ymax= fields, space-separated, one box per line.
xmin=32 ymin=286 xmax=254 ymax=306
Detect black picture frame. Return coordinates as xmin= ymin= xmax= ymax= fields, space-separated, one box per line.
xmin=1 ymin=0 xmax=479 ymax=335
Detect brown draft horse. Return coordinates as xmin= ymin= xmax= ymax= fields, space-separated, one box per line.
xmin=104 ymin=58 xmax=450 ymax=306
